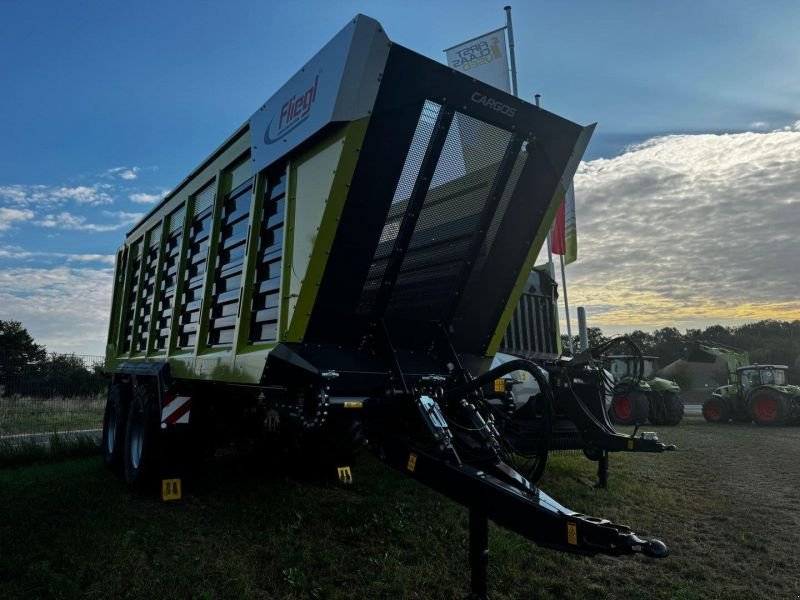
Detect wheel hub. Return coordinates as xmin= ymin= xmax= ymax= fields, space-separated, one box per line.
xmin=614 ymin=396 xmax=632 ymax=420
xmin=754 ymin=396 xmax=777 ymax=422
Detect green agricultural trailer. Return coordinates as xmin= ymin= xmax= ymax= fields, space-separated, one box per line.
xmin=102 ymin=15 xmax=668 ymax=596
xmin=687 ymin=342 xmax=800 ymax=425
xmin=606 ymin=355 xmax=683 ymax=426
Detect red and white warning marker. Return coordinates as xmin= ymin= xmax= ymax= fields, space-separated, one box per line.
xmin=161 ymin=395 xmax=192 ymax=429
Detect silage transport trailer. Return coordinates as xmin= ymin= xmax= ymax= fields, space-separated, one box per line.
xmin=102 ymin=15 xmax=669 ymax=596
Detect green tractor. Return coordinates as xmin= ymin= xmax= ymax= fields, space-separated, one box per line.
xmin=605 ymin=355 xmax=683 ymax=426
xmin=686 ymin=341 xmax=800 ymax=426
xmin=702 ymin=364 xmax=800 ymax=425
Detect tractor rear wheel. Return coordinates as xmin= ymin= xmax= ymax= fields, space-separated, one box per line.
xmin=702 ymin=397 xmax=730 ymax=423
xmin=749 ymin=389 xmax=790 ymax=426
xmin=609 ymin=391 xmax=649 ymax=426
xmin=662 ymin=392 xmax=684 ymax=426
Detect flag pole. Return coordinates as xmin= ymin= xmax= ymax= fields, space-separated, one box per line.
xmin=504 ymin=6 xmax=518 ymax=97
xmin=560 ymin=253 xmax=574 ymax=353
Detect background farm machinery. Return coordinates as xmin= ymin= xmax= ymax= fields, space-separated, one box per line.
xmin=605 ymin=354 xmax=683 ymax=427
xmin=688 ymin=342 xmax=800 ymax=425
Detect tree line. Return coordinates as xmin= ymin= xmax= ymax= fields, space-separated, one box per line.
xmin=564 ymin=319 xmax=800 ymax=371
xmin=0 ymin=320 xmax=106 ymax=398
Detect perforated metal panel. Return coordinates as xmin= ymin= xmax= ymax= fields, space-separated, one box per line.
xmin=358 ymin=100 xmax=441 ymax=311
xmin=168 ymin=205 xmax=186 ymax=233
xmin=193 ymin=180 xmax=216 ymax=215
xmin=357 ymin=102 xmax=514 ymax=321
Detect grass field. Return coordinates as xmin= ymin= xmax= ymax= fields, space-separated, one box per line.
xmin=0 ymin=395 xmax=104 ymax=437
xmin=1 ymin=416 xmax=798 ymax=599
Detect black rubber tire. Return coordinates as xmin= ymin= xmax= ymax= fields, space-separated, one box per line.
xmin=101 ymin=383 xmax=129 ymax=476
xmin=662 ymin=392 xmax=684 ymax=426
xmin=647 ymin=396 xmax=664 ymax=426
xmin=123 ymin=382 xmax=162 ymax=488
xmin=609 ymin=391 xmax=649 ymax=426
xmin=749 ymin=388 xmax=790 ymax=426
xmin=702 ymin=397 xmax=731 ymax=423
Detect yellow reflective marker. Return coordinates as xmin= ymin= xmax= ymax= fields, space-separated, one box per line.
xmin=628 ymin=439 xmax=634 ymax=450
xmin=493 ymin=379 xmax=505 ymax=393
xmin=343 ymin=401 xmax=363 ymax=409
xmin=567 ymin=522 xmax=578 ymax=545
xmin=337 ymin=466 xmax=353 ymax=484
xmin=161 ymin=478 xmax=182 ymax=501
xmin=407 ymin=453 xmax=417 ymax=472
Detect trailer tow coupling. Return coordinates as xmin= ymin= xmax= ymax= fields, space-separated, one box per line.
xmin=370 ymin=383 xmax=668 ymax=598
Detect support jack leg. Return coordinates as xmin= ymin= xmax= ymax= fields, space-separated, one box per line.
xmin=469 ymin=507 xmax=489 ymax=600
xmin=597 ymin=449 xmax=609 ymax=489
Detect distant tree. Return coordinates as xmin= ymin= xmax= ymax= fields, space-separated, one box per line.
xmin=627 ymin=330 xmax=655 ymax=355
xmin=0 ymin=321 xmax=47 ymax=386
xmin=586 ymin=327 xmax=608 ymax=350
xmin=560 ymin=327 xmax=607 ymax=354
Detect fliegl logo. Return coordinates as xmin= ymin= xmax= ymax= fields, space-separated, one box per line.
xmin=264 ymin=74 xmax=320 ymax=144
xmin=471 ymin=92 xmax=517 ymax=117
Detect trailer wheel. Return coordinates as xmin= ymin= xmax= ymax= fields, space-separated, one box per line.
xmin=124 ymin=382 xmax=162 ymax=488
xmin=662 ymin=392 xmax=684 ymax=426
xmin=102 ymin=383 xmax=129 ymax=475
xmin=609 ymin=392 xmax=648 ymax=426
xmin=750 ymin=389 xmax=789 ymax=426
xmin=702 ymin=397 xmax=730 ymax=423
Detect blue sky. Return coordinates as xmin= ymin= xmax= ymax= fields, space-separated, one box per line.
xmin=1 ymin=0 xmax=799 ymax=353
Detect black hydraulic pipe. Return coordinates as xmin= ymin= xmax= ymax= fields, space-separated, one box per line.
xmin=446 ymin=358 xmax=549 ymax=402
xmin=446 ymin=358 xmax=675 ymax=454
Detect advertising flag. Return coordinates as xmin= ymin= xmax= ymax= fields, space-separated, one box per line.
xmin=550 ymin=183 xmax=578 ymax=264
xmin=445 ymin=27 xmax=511 ymax=93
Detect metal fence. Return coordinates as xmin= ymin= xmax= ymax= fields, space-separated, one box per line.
xmin=0 ymin=353 xmax=107 ymax=450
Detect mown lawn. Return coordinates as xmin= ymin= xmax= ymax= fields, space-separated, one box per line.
xmin=1 ymin=416 xmax=798 ymax=599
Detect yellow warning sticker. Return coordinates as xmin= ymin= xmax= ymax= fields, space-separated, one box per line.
xmin=567 ymin=522 xmax=578 ymax=545
xmin=337 ymin=466 xmax=353 ymax=484
xmin=407 ymin=453 xmax=418 ymax=472
xmin=161 ymin=478 xmax=182 ymax=501
xmin=493 ymin=379 xmax=505 ymax=393
xmin=343 ymin=401 xmax=363 ymax=409
xmin=627 ymin=439 xmax=634 ymax=450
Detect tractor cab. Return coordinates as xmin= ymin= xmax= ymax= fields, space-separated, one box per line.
xmin=737 ymin=365 xmax=788 ymax=390
xmin=605 ymin=355 xmax=658 ymax=388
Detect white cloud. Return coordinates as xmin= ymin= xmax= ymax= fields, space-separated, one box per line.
xmin=0 ymin=183 xmax=113 ymax=207
xmin=129 ymin=189 xmax=169 ymax=204
xmin=35 ymin=210 xmax=143 ymax=232
xmin=0 ymin=266 xmax=113 ymax=355
xmin=106 ymin=166 xmax=140 ymax=180
xmin=567 ymin=128 xmax=800 ymax=332
xmin=0 ymin=246 xmax=115 ymax=265
xmin=750 ymin=121 xmax=768 ymax=130
xmin=0 ymin=207 xmax=34 ymax=231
